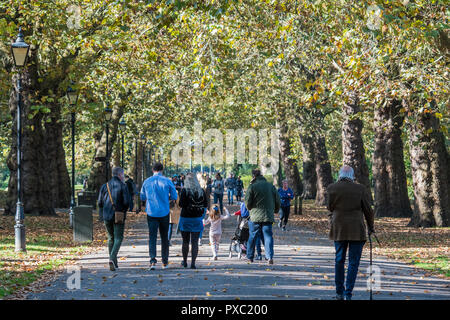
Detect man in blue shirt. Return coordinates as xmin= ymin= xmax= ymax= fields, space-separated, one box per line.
xmin=140 ymin=162 xmax=178 ymax=270
xmin=277 ymin=179 xmax=294 ymax=231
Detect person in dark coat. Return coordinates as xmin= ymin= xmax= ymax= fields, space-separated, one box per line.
xmin=225 ymin=173 xmax=237 ymax=205
xmin=236 ymin=176 xmax=244 ymax=202
xmin=245 ymin=169 xmax=280 ymax=265
xmin=212 ymin=173 xmax=224 ymax=214
xmin=178 ymin=173 xmax=208 ymax=269
xmin=98 ymin=167 xmax=130 ymax=271
xmin=125 ymin=175 xmax=137 ymax=212
xmin=327 ymin=165 xmax=375 ymax=300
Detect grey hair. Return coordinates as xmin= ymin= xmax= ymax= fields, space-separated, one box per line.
xmin=339 ymin=165 xmax=354 ymax=180
xmin=184 ymin=173 xmax=203 ymax=196
xmin=112 ymin=167 xmax=124 ymax=177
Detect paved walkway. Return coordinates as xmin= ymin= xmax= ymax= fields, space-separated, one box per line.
xmin=26 ymin=204 xmax=450 ymax=300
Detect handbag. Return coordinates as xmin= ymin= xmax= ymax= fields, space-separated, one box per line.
xmin=106 ymin=182 xmax=125 ymax=224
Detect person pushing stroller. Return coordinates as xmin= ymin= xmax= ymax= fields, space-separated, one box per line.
xmin=229 ymin=202 xmax=264 ymax=260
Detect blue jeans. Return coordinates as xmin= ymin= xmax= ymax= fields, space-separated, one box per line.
xmin=146 ymin=214 xmax=170 ymax=265
xmin=213 ymin=193 xmax=224 ymax=214
xmin=227 ymin=188 xmax=235 ymax=204
xmin=255 ymin=232 xmax=264 ymax=256
xmin=247 ymin=221 xmax=274 ymax=260
xmin=334 ymin=241 xmax=365 ymax=298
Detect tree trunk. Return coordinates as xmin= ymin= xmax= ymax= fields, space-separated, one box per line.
xmin=112 ymin=138 xmax=121 ymax=168
xmin=44 ymin=104 xmax=71 ymax=208
xmin=278 ymin=121 xmax=303 ymax=214
xmin=300 ymin=135 xmax=317 ymax=199
xmin=342 ymin=92 xmax=372 ymax=202
xmin=373 ymin=99 xmax=412 ymax=217
xmin=313 ymin=135 xmax=334 ymax=206
xmin=143 ymin=144 xmax=152 ymax=180
xmin=87 ymin=106 xmax=124 ymax=194
xmin=408 ymin=112 xmax=449 ymax=227
xmin=130 ymin=139 xmax=143 ymax=190
xmin=5 ymin=63 xmax=55 ymax=215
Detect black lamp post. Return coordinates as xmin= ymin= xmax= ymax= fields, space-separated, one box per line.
xmin=141 ymin=135 xmax=146 ymax=183
xmin=11 ymin=27 xmax=30 ymax=252
xmin=104 ymin=107 xmax=113 ymax=182
xmin=67 ymin=85 xmax=78 ymax=228
xmin=119 ymin=118 xmax=126 ymax=169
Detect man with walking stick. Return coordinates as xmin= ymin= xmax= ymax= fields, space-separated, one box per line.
xmin=326 ymin=165 xmax=375 ymax=300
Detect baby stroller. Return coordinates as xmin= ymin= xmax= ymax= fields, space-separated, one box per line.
xmin=228 ymin=215 xmax=249 ymax=259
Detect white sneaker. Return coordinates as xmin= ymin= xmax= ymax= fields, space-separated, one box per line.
xmin=198 ymin=239 xmax=202 ymax=246
xmin=149 ymin=263 xmax=156 ymax=270
xmin=162 ymin=264 xmax=168 ymax=270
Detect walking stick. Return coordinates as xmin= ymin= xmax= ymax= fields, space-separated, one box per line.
xmin=369 ymin=232 xmax=373 ymax=301
xmin=368 ymin=232 xmax=380 ymax=301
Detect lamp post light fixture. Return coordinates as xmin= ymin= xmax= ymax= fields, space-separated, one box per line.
xmin=11 ymin=27 xmax=30 ymax=252
xmin=67 ymin=85 xmax=78 ymax=228
xmin=119 ymin=118 xmax=126 ymax=169
xmin=104 ymin=107 xmax=113 ymax=182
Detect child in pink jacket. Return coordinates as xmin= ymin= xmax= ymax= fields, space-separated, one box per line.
xmin=203 ymin=205 xmax=230 ymax=260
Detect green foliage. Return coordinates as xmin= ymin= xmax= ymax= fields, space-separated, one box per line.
xmin=0 ymin=0 xmax=447 ymax=192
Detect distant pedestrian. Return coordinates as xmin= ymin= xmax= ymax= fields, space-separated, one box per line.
xmin=83 ymin=177 xmax=88 ymax=191
xmin=236 ymin=176 xmax=244 ymax=202
xmin=277 ymin=180 xmax=294 ymax=231
xmin=125 ymin=175 xmax=138 ymax=212
xmin=212 ymin=173 xmax=224 ymax=214
xmin=327 ymin=165 xmax=375 ymax=301
xmin=203 ymin=205 xmax=230 ymax=260
xmin=97 ymin=167 xmax=130 ymax=271
xmin=178 ymin=173 xmax=208 ymax=269
xmin=245 ymin=169 xmax=280 ymax=265
xmin=168 ymin=198 xmax=181 ymax=246
xmin=140 ymin=162 xmax=178 ymax=270
xmin=225 ymin=173 xmax=237 ymax=205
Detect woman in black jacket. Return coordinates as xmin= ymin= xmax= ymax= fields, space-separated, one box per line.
xmin=178 ymin=173 xmax=208 ymax=269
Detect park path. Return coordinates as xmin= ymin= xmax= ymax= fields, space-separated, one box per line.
xmin=26 ymin=203 xmax=450 ymax=300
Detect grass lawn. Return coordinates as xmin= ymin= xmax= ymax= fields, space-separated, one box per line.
xmin=289 ymin=200 xmax=450 ymax=278
xmin=0 ymin=209 xmax=143 ymax=299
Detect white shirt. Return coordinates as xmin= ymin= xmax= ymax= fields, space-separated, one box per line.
xmin=203 ymin=207 xmax=230 ymax=235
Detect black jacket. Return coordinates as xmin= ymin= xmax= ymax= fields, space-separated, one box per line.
xmin=98 ymin=176 xmax=130 ymax=221
xmin=179 ymin=188 xmax=208 ymax=218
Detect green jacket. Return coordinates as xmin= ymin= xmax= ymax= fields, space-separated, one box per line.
xmin=244 ymin=176 xmax=281 ymax=223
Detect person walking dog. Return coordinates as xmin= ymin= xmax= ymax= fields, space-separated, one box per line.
xmin=327 ymin=165 xmax=375 ymax=300
xmin=98 ymin=167 xmax=130 ymax=271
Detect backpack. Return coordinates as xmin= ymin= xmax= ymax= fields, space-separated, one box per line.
xmin=186 ymin=190 xmax=206 ymax=213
